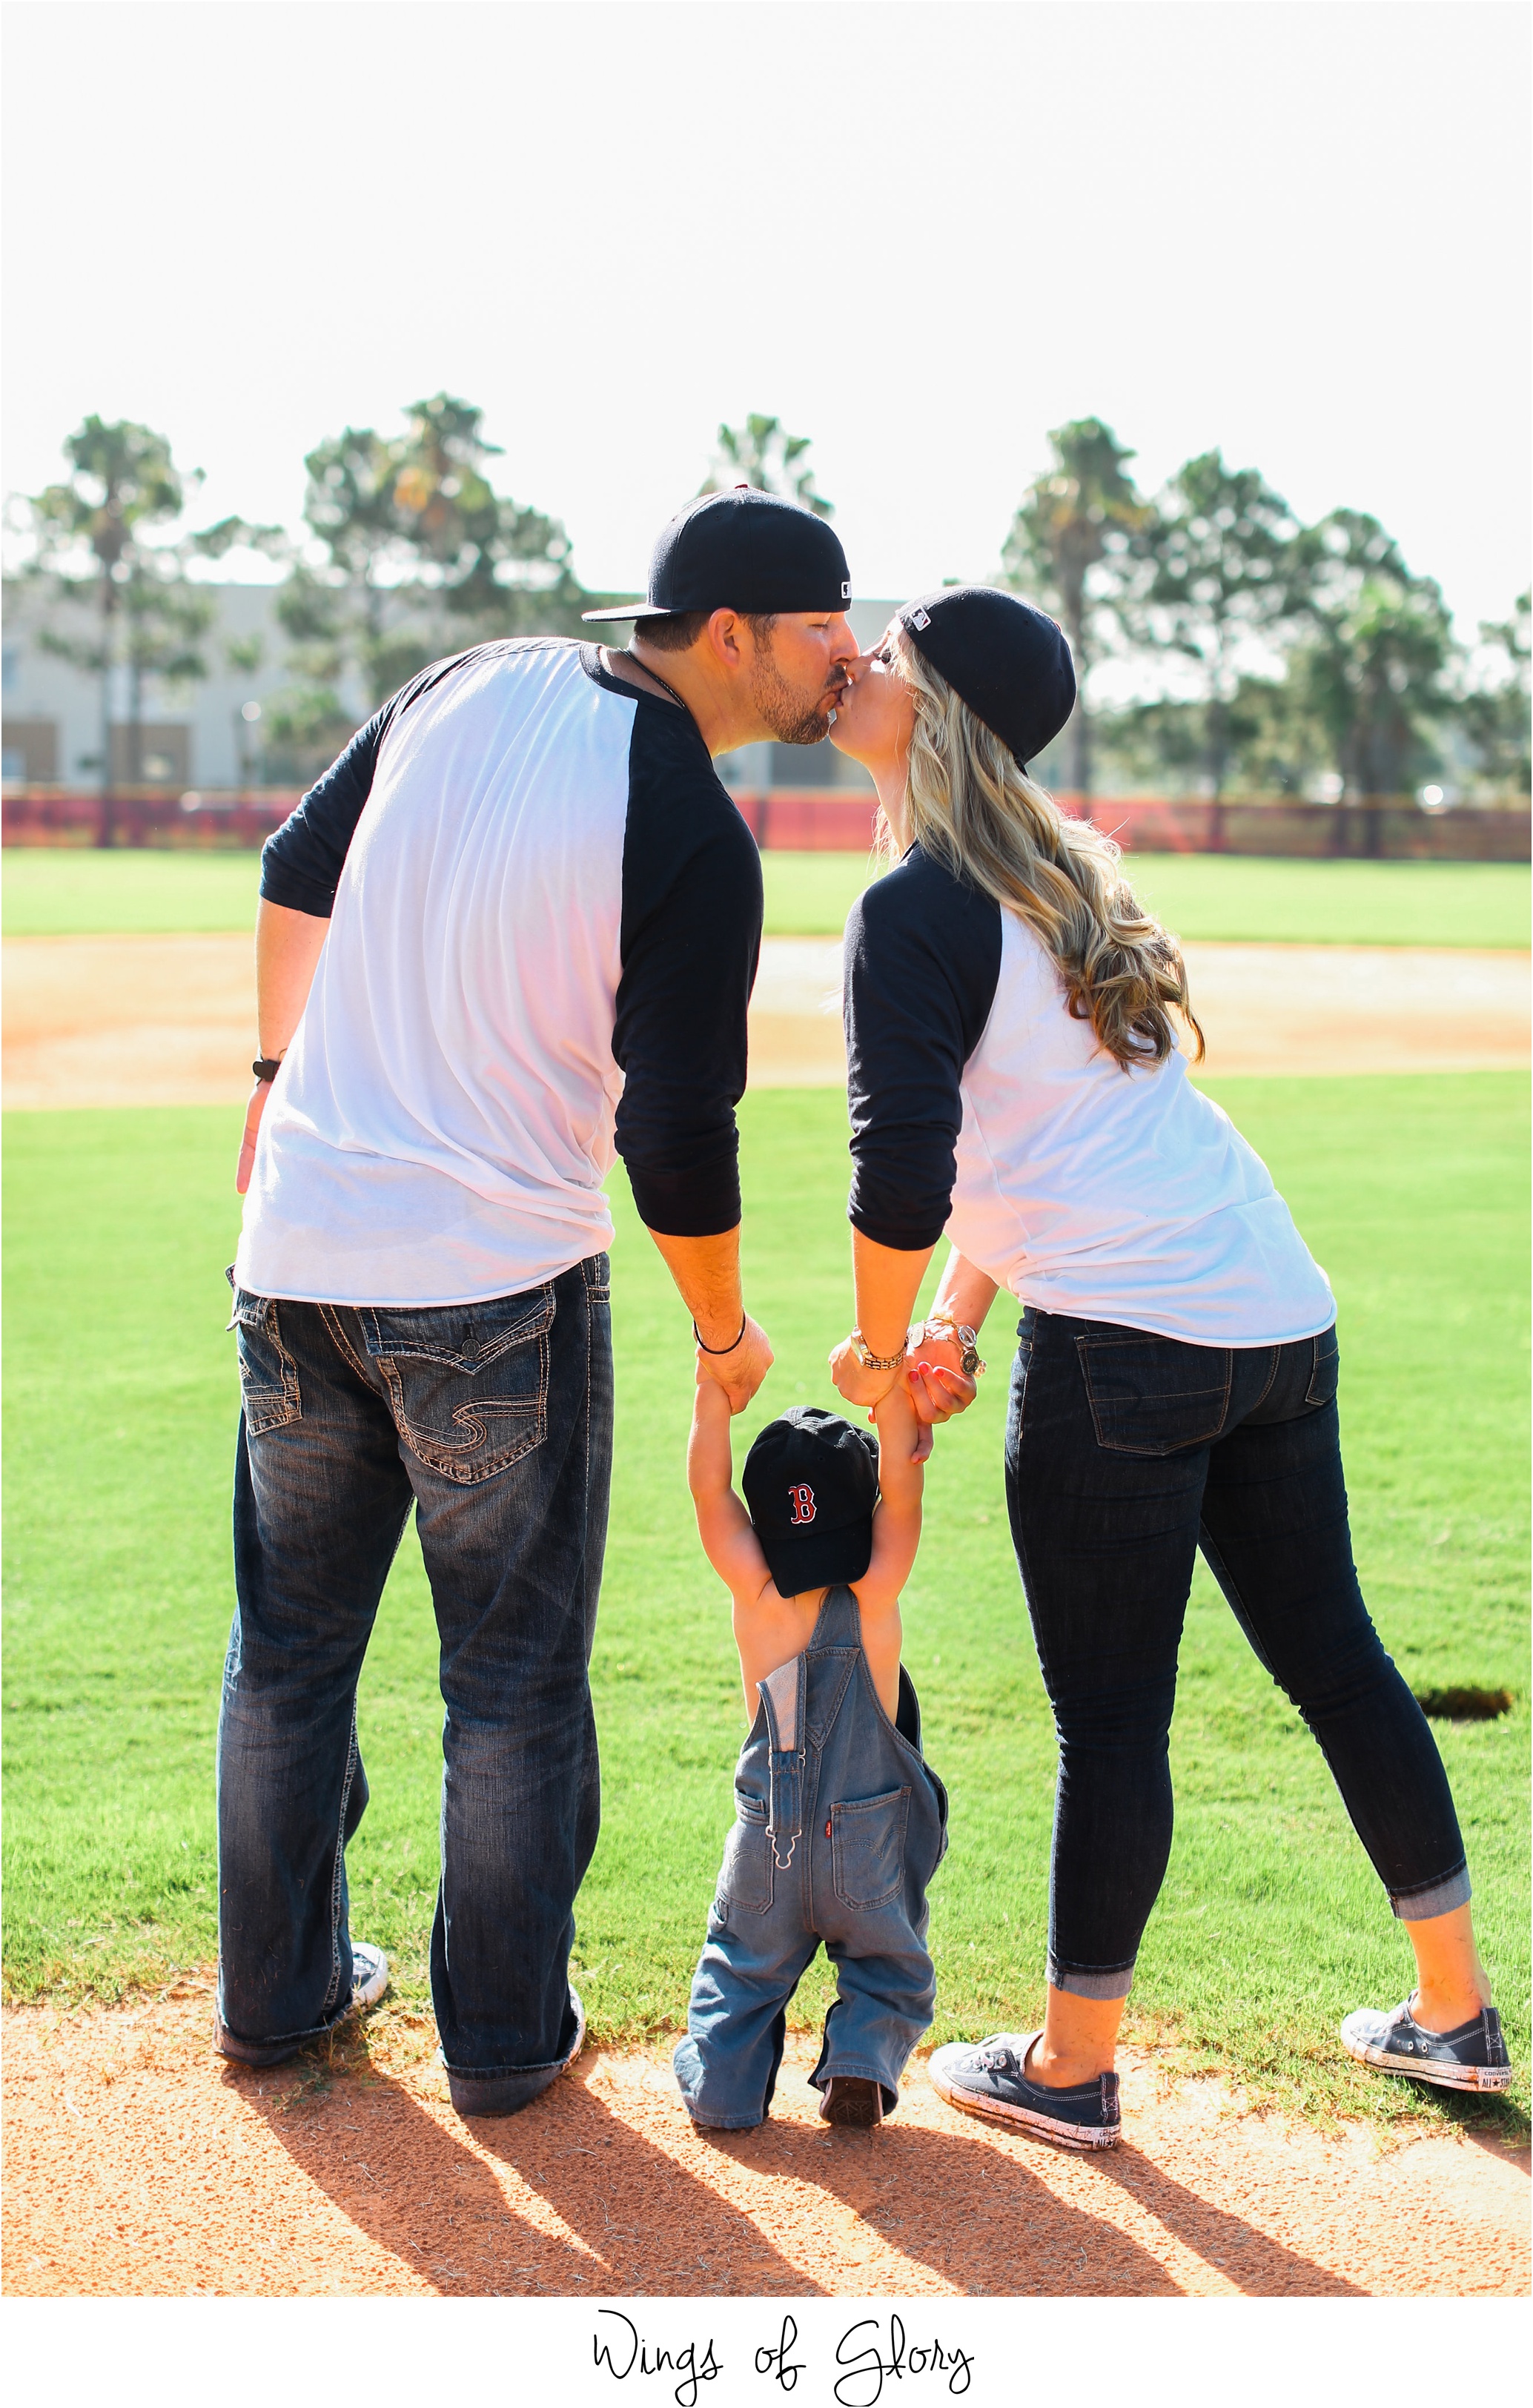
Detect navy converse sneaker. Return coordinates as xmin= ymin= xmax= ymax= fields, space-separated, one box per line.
xmin=928 ymin=2031 xmax=1121 ymax=2150
xmin=1340 ymin=2000 xmax=1512 ymax=2092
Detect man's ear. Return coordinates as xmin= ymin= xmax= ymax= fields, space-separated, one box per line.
xmin=705 ymin=609 xmax=748 ymax=671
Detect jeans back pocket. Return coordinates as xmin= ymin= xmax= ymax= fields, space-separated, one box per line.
xmin=1076 ymin=1330 xmax=1232 ymax=1456
xmin=357 ymin=1287 xmax=554 ymax=1484
xmin=718 ymin=1790 xmax=773 ymax=1914
xmin=1305 ymin=1325 xmax=1340 ymax=1409
xmin=231 ymin=1290 xmax=302 ymax=1435
xmin=831 ymin=1785 xmax=910 ymax=1911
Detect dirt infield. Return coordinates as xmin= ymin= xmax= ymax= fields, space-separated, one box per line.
xmin=4 ymin=1985 xmax=1525 ymax=2298
xmin=3 ymin=933 xmax=1529 ymax=1108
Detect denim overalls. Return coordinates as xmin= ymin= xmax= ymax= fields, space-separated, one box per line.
xmin=673 ymin=1584 xmax=948 ymax=2129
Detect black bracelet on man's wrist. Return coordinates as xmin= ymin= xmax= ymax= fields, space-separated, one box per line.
xmin=694 ymin=1312 xmax=748 ymax=1356
xmin=252 ymin=1056 xmax=285 ymax=1084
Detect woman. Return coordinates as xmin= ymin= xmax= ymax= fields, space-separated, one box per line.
xmin=825 ymin=585 xmax=1509 ymax=2151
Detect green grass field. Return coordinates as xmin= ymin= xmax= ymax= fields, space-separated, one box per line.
xmin=762 ymin=853 xmax=1532 ymax=947
xmin=3 ymin=1076 xmax=1526 ymax=2133
xmin=4 ymin=844 xmax=1529 ymax=947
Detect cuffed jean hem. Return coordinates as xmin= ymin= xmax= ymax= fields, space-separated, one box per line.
xmin=446 ymin=2058 xmax=574 ymax=2119
xmin=1048 ymin=1957 xmax=1136 ymax=2002
xmin=1390 ymin=1864 xmax=1471 ymax=1922
xmin=213 ymin=1997 xmax=356 ymax=2068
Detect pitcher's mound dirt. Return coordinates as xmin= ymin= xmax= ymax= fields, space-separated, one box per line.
xmin=3 ymin=1988 xmax=1526 ymax=2298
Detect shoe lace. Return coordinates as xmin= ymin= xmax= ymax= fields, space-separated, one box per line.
xmin=976 ymin=2042 xmax=1024 ymax=2079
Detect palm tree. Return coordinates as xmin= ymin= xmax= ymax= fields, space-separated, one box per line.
xmin=24 ymin=418 xmax=193 ymax=836
xmin=1001 ymin=418 xmax=1146 ymax=794
xmin=701 ymin=415 xmax=833 ymax=518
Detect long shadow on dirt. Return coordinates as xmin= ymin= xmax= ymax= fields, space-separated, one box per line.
xmin=780 ymin=2117 xmax=1364 ymax=2296
xmin=695 ymin=2111 xmax=1186 ymax=2296
xmin=234 ymin=2028 xmax=1367 ymax=2298
xmin=226 ymin=2038 xmax=819 ymax=2297
xmin=1085 ymin=2149 xmax=1365 ymax=2295
xmin=470 ymin=2072 xmax=827 ymax=2296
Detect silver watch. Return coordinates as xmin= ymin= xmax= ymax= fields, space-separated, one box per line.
xmin=912 ymin=1317 xmax=986 ymax=1377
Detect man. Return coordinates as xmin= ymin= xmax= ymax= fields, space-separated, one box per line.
xmin=219 ymin=488 xmax=858 ymax=2117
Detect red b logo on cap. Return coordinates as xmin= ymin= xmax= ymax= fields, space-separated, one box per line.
xmin=788 ymin=1484 xmax=816 ymax=1526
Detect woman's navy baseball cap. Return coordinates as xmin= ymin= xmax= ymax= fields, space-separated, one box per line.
xmin=742 ymin=1406 xmax=879 ymax=1598
xmin=583 ymin=488 xmax=852 ymax=623
xmin=898 ymin=584 xmax=1076 ymax=773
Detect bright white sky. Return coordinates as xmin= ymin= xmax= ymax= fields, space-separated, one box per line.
xmin=3 ymin=0 xmax=1529 ymax=638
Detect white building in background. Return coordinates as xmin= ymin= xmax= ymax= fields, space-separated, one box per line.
xmin=1 ymin=580 xmax=894 ymax=795
xmin=1 ymin=579 xmax=316 ymax=790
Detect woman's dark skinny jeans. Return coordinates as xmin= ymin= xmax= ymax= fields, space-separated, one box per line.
xmin=1004 ymin=1309 xmax=1470 ymax=2000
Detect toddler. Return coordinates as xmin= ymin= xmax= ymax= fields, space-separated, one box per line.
xmin=672 ymin=1374 xmax=947 ymax=2130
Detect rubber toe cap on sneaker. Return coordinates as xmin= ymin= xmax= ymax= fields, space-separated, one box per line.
xmin=348 ymin=1943 xmax=391 ymax=2013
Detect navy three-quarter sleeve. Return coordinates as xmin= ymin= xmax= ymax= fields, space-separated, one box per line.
xmin=844 ymin=844 xmax=1003 ymax=1250
xmin=259 ymin=707 xmax=391 ymax=916
xmin=613 ymin=699 xmax=763 ymax=1237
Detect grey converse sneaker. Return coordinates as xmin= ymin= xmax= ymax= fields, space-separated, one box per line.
xmin=347 ymin=1942 xmax=391 ymax=2015
xmin=818 ymin=2076 xmax=886 ymax=2128
xmin=928 ymin=2031 xmax=1121 ymax=2150
xmin=1340 ymin=1999 xmax=1512 ymax=2092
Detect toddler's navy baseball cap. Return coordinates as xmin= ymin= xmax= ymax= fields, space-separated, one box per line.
xmin=898 ymin=584 xmax=1076 ymax=773
xmin=583 ymin=488 xmax=852 ymax=624
xmin=742 ymin=1407 xmax=879 ymax=1598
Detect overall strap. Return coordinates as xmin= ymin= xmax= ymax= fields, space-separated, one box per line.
xmin=757 ymin=1654 xmax=807 ymax=1871
xmin=810 ymin=1581 xmax=864 ymax=1653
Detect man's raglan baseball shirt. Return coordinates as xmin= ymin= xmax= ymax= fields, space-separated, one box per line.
xmin=236 ymin=639 xmax=762 ymax=1307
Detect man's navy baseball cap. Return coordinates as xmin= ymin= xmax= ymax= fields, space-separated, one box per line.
xmin=582 ymin=488 xmax=852 ymax=624
xmin=742 ymin=1406 xmax=879 ymax=1598
xmin=898 ymin=584 xmax=1076 ymax=774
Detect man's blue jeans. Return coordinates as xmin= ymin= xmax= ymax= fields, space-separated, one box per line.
xmin=216 ymin=1252 xmax=612 ymax=2117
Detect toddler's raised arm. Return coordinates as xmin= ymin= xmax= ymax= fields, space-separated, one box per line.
xmin=850 ymin=1385 xmax=925 ymax=1721
xmin=867 ymin=1383 xmax=924 ymax=1598
xmin=687 ymin=1368 xmax=771 ymax=1603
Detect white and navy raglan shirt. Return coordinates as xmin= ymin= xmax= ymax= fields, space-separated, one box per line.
xmin=844 ymin=844 xmax=1336 ymax=1346
xmin=236 ymin=640 xmax=761 ymax=1308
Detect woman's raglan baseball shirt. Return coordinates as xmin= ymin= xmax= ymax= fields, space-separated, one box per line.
xmin=236 ymin=640 xmax=762 ymax=1307
xmin=843 ymin=843 xmax=1336 ymax=1346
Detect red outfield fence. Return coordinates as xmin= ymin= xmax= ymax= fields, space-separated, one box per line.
xmin=732 ymin=790 xmax=1532 ymax=861
xmin=2 ymin=786 xmax=1529 ymax=861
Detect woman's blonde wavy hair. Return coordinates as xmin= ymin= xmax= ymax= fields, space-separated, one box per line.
xmin=883 ymin=626 xmax=1203 ymax=1069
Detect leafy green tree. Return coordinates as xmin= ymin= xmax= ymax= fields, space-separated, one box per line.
xmin=1001 ymin=417 xmax=1147 ymax=793
xmin=277 ymin=393 xmax=586 ymax=715
xmin=1287 ymin=512 xmax=1455 ymax=799
xmin=19 ymin=417 xmax=207 ymax=830
xmin=701 ymin=414 xmax=833 ymax=517
xmin=1139 ymin=452 xmax=1300 ymax=795
xmin=119 ymin=565 xmax=215 ymax=777
xmin=1457 ymin=592 xmax=1530 ymax=793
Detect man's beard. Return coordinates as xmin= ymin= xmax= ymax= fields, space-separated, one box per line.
xmin=749 ymin=651 xmax=844 ymax=747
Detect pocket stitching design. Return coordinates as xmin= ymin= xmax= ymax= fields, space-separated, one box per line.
xmin=357 ymin=1287 xmax=555 ymax=1372
xmin=235 ymin=1297 xmax=302 ymax=1435
xmin=381 ymin=1325 xmax=551 ymax=1484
